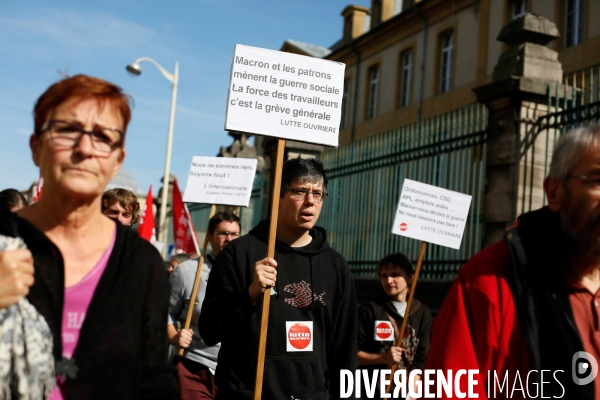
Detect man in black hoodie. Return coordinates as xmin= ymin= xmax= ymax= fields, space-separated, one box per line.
xmin=199 ymin=157 xmax=357 ymax=400
xmin=357 ymin=253 xmax=431 ymax=398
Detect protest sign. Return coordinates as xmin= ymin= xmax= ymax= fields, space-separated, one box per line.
xmin=385 ymin=180 xmax=471 ymax=394
xmin=183 ymin=156 xmax=257 ymax=207
xmin=391 ymin=179 xmax=472 ymax=250
xmin=225 ymin=44 xmax=345 ymax=147
xmin=222 ymin=44 xmax=344 ymax=400
xmin=178 ymin=155 xmax=256 ymax=356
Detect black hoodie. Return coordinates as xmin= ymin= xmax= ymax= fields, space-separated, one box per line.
xmin=199 ymin=220 xmax=357 ymax=400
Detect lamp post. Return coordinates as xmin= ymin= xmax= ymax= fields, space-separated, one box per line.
xmin=126 ymin=57 xmax=179 ymax=256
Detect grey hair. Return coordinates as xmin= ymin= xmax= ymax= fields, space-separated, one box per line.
xmin=548 ymin=125 xmax=600 ymax=182
xmin=169 ymin=253 xmax=193 ymax=264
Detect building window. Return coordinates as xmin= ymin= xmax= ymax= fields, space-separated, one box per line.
xmin=367 ymin=65 xmax=379 ymax=119
xmin=340 ymin=79 xmax=350 ymax=130
xmin=439 ymin=31 xmax=453 ymax=93
xmin=566 ymin=0 xmax=584 ymax=47
xmin=511 ymin=0 xmax=527 ymax=19
xmin=399 ymin=50 xmax=413 ymax=108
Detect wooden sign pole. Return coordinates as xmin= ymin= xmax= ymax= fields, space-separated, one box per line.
xmin=386 ymin=241 xmax=428 ymax=395
xmin=254 ymin=139 xmax=286 ymax=400
xmin=178 ymin=204 xmax=217 ymax=356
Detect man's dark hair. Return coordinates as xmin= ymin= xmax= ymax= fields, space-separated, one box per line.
xmin=377 ymin=253 xmax=414 ymax=277
xmin=0 ymin=189 xmax=28 ymax=210
xmin=208 ymin=211 xmax=241 ymax=234
xmin=280 ymin=157 xmax=328 ymax=196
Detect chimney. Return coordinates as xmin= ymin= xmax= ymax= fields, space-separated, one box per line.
xmin=341 ymin=5 xmax=371 ymax=43
xmin=371 ymin=0 xmax=396 ymax=28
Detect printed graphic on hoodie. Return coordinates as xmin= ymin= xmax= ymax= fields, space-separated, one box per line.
xmin=283 ymin=280 xmax=326 ymax=308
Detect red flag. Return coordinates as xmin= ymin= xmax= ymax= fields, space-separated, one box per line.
xmin=138 ymin=186 xmax=156 ymax=244
xmin=172 ymin=179 xmax=199 ymax=254
xmin=31 ymin=176 xmax=43 ymax=203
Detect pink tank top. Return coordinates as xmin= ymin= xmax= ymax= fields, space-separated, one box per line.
xmin=49 ymin=227 xmax=116 ymax=400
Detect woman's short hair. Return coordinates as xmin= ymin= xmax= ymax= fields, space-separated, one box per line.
xmin=377 ymin=253 xmax=414 ymax=277
xmin=101 ymin=188 xmax=141 ymax=224
xmin=33 ymin=74 xmax=133 ymax=136
xmin=0 ymin=189 xmax=27 ymax=211
xmin=548 ymin=125 xmax=600 ymax=182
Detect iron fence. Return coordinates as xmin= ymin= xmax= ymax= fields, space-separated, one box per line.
xmin=519 ymin=65 xmax=600 ymax=214
xmin=319 ymin=103 xmax=488 ymax=279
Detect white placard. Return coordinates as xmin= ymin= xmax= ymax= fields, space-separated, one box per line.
xmin=391 ymin=179 xmax=472 ymax=249
xmin=225 ymin=44 xmax=345 ymax=147
xmin=182 ymin=156 xmax=257 ymax=207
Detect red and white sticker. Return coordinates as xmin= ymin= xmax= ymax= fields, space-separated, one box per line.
xmin=400 ymin=222 xmax=408 ymax=231
xmin=374 ymin=320 xmax=394 ymax=341
xmin=286 ymin=321 xmax=313 ymax=352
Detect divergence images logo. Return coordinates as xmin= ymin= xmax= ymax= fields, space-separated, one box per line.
xmin=572 ymin=351 xmax=599 ymax=386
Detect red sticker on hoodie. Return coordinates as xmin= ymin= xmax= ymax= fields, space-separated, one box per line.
xmin=374 ymin=320 xmax=394 ymax=341
xmin=286 ymin=321 xmax=313 ymax=351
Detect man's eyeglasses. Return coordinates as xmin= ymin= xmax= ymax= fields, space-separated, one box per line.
xmin=286 ymin=188 xmax=328 ymax=203
xmin=39 ymin=120 xmax=124 ymax=156
xmin=215 ymin=231 xmax=240 ymax=238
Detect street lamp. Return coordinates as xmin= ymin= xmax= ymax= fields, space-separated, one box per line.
xmin=126 ymin=57 xmax=179 ymax=256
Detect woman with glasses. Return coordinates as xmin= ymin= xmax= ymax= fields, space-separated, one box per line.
xmin=0 ymin=75 xmax=176 ymax=399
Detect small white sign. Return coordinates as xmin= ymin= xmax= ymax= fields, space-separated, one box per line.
xmin=391 ymin=179 xmax=472 ymax=249
xmin=286 ymin=321 xmax=313 ymax=352
xmin=182 ymin=156 xmax=257 ymax=207
xmin=374 ymin=320 xmax=394 ymax=342
xmin=225 ymin=44 xmax=345 ymax=147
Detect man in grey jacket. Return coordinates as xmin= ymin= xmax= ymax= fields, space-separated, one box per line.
xmin=167 ymin=211 xmax=241 ymax=400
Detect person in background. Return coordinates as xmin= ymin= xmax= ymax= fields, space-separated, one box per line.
xmin=168 ymin=211 xmax=241 ymax=399
xmin=168 ymin=253 xmax=194 ymax=276
xmin=0 ymin=188 xmax=28 ymax=211
xmin=0 ymin=74 xmax=176 ymax=399
xmin=357 ymin=253 xmax=431 ymax=398
xmin=101 ymin=188 xmax=140 ymax=226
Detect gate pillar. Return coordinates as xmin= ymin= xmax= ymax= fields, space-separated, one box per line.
xmin=474 ymin=13 xmax=562 ymax=246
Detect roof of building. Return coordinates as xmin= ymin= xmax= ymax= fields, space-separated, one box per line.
xmin=283 ymin=39 xmax=332 ymax=58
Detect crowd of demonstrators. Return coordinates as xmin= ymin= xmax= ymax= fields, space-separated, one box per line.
xmin=168 ymin=211 xmax=241 ymax=400
xmin=357 ymin=253 xmax=432 ymax=398
xmin=0 ymin=188 xmax=28 ymax=211
xmin=2 ymin=72 xmax=598 ymax=400
xmin=0 ymin=74 xmax=176 ymax=399
xmin=101 ymin=188 xmax=140 ymax=226
xmin=200 ymin=157 xmax=358 ymax=400
xmin=426 ymin=125 xmax=600 ymax=399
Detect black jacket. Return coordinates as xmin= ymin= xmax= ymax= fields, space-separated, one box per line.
xmin=199 ymin=220 xmax=357 ymax=400
xmin=506 ymin=206 xmax=594 ymax=399
xmin=0 ymin=211 xmax=177 ymax=400
xmin=357 ymin=294 xmax=431 ymax=371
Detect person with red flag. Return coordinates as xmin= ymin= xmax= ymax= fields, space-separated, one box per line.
xmin=171 ymin=179 xmax=199 ymax=254
xmin=138 ymin=186 xmax=157 ymax=244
